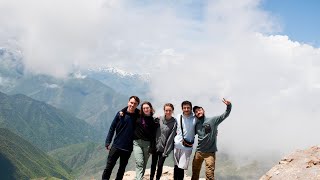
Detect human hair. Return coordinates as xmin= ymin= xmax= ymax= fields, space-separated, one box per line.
xmin=140 ymin=101 xmax=155 ymax=117
xmin=181 ymin=100 xmax=192 ymax=108
xmin=129 ymin=96 xmax=140 ymax=105
xmin=163 ymin=103 xmax=174 ymax=111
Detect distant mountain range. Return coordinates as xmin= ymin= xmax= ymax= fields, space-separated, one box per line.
xmin=0 ymin=128 xmax=73 ymax=180
xmin=3 ymin=74 xmax=128 ymax=132
xmin=0 ymin=47 xmax=148 ymax=132
xmin=84 ymin=66 xmax=150 ymax=97
xmin=0 ymin=46 xmax=152 ymax=179
xmin=0 ymin=91 xmax=100 ymax=151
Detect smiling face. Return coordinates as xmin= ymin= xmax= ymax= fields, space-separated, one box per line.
xmin=127 ymin=97 xmax=139 ymax=113
xmin=194 ymin=107 xmax=205 ymax=119
xmin=182 ymin=104 xmax=192 ymax=116
xmin=142 ymin=103 xmax=151 ymax=116
xmin=164 ymin=105 xmax=173 ymax=119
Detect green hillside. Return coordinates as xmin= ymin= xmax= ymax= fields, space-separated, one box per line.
xmin=0 ymin=128 xmax=72 ymax=180
xmin=0 ymin=91 xmax=101 ymax=151
xmin=49 ymin=142 xmax=137 ymax=179
xmin=2 ymin=74 xmax=127 ymax=132
xmin=49 ymin=142 xmax=106 ymax=179
xmin=0 ymin=50 xmax=136 ymax=132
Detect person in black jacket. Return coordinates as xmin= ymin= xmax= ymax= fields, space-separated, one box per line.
xmin=133 ymin=101 xmax=158 ymax=180
xmin=102 ymin=96 xmax=140 ymax=180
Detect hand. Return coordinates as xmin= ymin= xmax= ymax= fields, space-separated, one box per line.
xmin=154 ymin=117 xmax=160 ymax=123
xmin=162 ymin=153 xmax=168 ymax=157
xmin=222 ymin=98 xmax=231 ymax=105
xmin=106 ymin=144 xmax=110 ymax=151
xmin=119 ymin=111 xmax=124 ymax=117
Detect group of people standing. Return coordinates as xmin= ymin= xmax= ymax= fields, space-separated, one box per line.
xmin=102 ymin=95 xmax=232 ymax=180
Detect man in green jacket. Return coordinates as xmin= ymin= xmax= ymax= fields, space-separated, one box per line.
xmin=191 ymin=98 xmax=232 ymax=180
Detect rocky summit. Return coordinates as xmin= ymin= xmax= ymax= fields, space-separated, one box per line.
xmin=260 ymin=145 xmax=320 ymax=180
xmin=122 ymin=166 xmax=205 ymax=180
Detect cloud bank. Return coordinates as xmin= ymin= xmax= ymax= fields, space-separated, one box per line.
xmin=1 ymin=0 xmax=320 ymax=162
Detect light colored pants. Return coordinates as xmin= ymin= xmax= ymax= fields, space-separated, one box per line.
xmin=133 ymin=139 xmax=150 ymax=180
xmin=191 ymin=151 xmax=216 ymax=180
xmin=173 ymin=148 xmax=193 ymax=170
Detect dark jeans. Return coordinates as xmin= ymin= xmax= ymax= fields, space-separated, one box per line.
xmin=150 ymin=151 xmax=166 ymax=180
xmin=102 ymin=146 xmax=132 ymax=180
xmin=174 ymin=165 xmax=184 ymax=180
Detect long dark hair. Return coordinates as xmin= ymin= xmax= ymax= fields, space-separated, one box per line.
xmin=140 ymin=101 xmax=155 ymax=117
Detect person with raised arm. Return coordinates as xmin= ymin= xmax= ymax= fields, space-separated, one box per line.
xmin=191 ymin=98 xmax=232 ymax=180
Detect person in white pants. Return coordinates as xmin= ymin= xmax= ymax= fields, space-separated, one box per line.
xmin=173 ymin=100 xmax=196 ymax=180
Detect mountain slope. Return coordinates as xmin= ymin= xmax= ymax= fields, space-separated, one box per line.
xmin=0 ymin=128 xmax=72 ymax=180
xmin=0 ymin=91 xmax=101 ymax=151
xmin=1 ymin=74 xmax=127 ymax=132
xmin=49 ymin=142 xmax=106 ymax=179
xmin=0 ymin=48 xmax=138 ymax=132
xmin=49 ymin=142 xmax=137 ymax=179
xmin=260 ymin=145 xmax=320 ymax=180
xmin=85 ymin=67 xmax=150 ymax=97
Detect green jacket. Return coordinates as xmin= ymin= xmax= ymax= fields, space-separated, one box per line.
xmin=195 ymin=104 xmax=232 ymax=152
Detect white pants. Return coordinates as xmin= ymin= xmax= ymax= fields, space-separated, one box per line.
xmin=173 ymin=148 xmax=193 ymax=170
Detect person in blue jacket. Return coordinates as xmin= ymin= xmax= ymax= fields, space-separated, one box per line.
xmin=102 ymin=96 xmax=140 ymax=180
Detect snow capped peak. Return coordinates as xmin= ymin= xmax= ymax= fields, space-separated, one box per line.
xmin=87 ymin=66 xmax=150 ymax=81
xmin=0 ymin=47 xmax=23 ymax=59
xmin=89 ymin=66 xmax=134 ymax=76
xmin=74 ymin=72 xmax=87 ymax=79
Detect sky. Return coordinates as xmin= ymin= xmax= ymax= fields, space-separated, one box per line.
xmin=0 ymin=0 xmax=320 ymax=164
xmin=262 ymin=0 xmax=320 ymax=47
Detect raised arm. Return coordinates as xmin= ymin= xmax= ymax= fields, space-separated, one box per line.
xmin=214 ymin=98 xmax=232 ymax=125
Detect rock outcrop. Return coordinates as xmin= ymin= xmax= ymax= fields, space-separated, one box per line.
xmin=123 ymin=166 xmax=205 ymax=180
xmin=260 ymin=146 xmax=320 ymax=180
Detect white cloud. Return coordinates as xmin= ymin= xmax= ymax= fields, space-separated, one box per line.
xmin=147 ymin=0 xmax=320 ymax=162
xmin=1 ymin=0 xmax=320 ymax=164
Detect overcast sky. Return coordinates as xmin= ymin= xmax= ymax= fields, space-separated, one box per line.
xmin=1 ymin=0 xmax=320 ymax=163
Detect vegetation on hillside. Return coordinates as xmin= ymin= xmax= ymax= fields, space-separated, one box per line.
xmin=0 ymin=92 xmax=101 ymax=151
xmin=0 ymin=128 xmax=73 ymax=180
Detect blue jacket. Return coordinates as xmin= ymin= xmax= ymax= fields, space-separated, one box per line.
xmin=105 ymin=108 xmax=139 ymax=151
